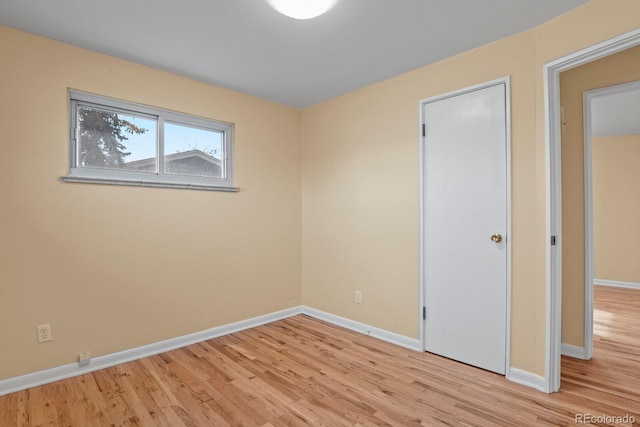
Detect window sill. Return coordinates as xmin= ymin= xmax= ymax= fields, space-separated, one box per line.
xmin=60 ymin=175 xmax=239 ymax=192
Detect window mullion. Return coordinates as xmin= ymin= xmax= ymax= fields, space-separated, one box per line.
xmin=223 ymin=132 xmax=228 ymax=179
xmin=70 ymin=100 xmax=79 ymax=168
xmin=158 ymin=116 xmax=165 ymax=176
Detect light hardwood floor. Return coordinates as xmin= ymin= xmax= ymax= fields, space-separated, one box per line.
xmin=1 ymin=285 xmax=639 ymax=426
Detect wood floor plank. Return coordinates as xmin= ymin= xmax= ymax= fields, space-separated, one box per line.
xmin=1 ymin=285 xmax=639 ymax=426
xmin=0 ymin=391 xmax=17 ymax=426
xmin=39 ymin=383 xmax=59 ymax=427
xmin=70 ymin=374 xmax=110 ymax=427
xmin=26 ymin=388 xmax=46 ymax=427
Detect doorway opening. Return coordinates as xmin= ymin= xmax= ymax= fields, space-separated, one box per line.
xmin=545 ymin=29 xmax=640 ymax=393
xmin=583 ymin=79 xmax=640 ymax=359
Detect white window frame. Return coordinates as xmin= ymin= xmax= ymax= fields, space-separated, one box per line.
xmin=62 ymin=91 xmax=237 ymax=191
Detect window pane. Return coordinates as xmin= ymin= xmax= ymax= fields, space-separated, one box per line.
xmin=77 ymin=105 xmax=157 ymax=172
xmin=164 ymin=122 xmax=223 ymax=178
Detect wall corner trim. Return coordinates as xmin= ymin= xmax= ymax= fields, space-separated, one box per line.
xmin=301 ymin=306 xmax=422 ymax=351
xmin=506 ymin=367 xmax=547 ymax=393
xmin=561 ymin=343 xmax=588 ymax=360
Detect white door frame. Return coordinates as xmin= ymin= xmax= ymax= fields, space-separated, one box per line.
xmin=544 ymin=28 xmax=640 ymax=393
xmin=418 ymin=77 xmax=512 ymax=377
xmin=582 ymin=79 xmax=640 ymax=361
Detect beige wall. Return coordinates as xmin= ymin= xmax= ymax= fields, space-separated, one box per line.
xmin=302 ymin=32 xmax=540 ymax=371
xmin=302 ymin=0 xmax=640 ymax=376
xmin=0 ymin=26 xmax=302 ymax=380
xmin=3 ymin=0 xmax=640 ymax=383
xmin=559 ymin=46 xmax=640 ymax=347
xmin=592 ymin=134 xmax=640 ymax=283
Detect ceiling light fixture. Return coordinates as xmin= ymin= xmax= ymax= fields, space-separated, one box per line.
xmin=267 ymin=0 xmax=338 ymax=20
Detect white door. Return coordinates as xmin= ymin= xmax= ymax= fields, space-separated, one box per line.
xmin=423 ymin=82 xmax=508 ymax=375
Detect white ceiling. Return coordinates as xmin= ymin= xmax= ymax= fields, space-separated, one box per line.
xmin=592 ymin=86 xmax=640 ymax=137
xmin=0 ymin=0 xmax=588 ymax=108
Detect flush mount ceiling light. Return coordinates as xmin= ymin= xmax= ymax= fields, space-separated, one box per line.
xmin=267 ymin=0 xmax=338 ymax=20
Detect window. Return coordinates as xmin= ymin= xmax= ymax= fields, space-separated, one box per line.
xmin=62 ymin=91 xmax=236 ymax=191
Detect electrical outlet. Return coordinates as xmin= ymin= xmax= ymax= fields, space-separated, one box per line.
xmin=37 ymin=324 xmax=52 ymax=343
xmin=355 ymin=290 xmax=362 ymax=304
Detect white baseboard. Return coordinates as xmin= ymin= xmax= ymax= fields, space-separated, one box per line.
xmin=0 ymin=305 xmax=423 ymax=397
xmin=301 ymin=309 xmax=553 ymax=393
xmin=0 ymin=306 xmax=302 ymax=397
xmin=1 ymin=304 xmax=545 ymax=396
xmin=561 ymin=343 xmax=588 ymax=359
xmin=303 ymin=308 xmax=551 ymax=394
xmin=8 ymin=305 xmax=546 ymax=395
xmin=594 ymin=279 xmax=640 ymax=290
xmin=301 ymin=306 xmax=422 ymax=351
xmin=506 ymin=367 xmax=547 ymax=393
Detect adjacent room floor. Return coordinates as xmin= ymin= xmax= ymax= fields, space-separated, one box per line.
xmin=1 ymin=285 xmax=639 ymax=426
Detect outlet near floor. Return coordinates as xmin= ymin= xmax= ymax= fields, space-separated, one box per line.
xmin=78 ymin=352 xmax=91 ymax=366
xmin=37 ymin=324 xmax=52 ymax=343
xmin=355 ymin=290 xmax=362 ymax=304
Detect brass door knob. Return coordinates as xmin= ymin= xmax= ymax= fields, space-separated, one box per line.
xmin=491 ymin=234 xmax=502 ymax=243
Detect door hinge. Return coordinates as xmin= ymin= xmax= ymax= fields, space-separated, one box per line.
xmin=422 ymin=306 xmax=427 ymax=320
xmin=422 ymin=124 xmax=426 ymax=137
xmin=551 ymin=235 xmax=557 ymax=246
